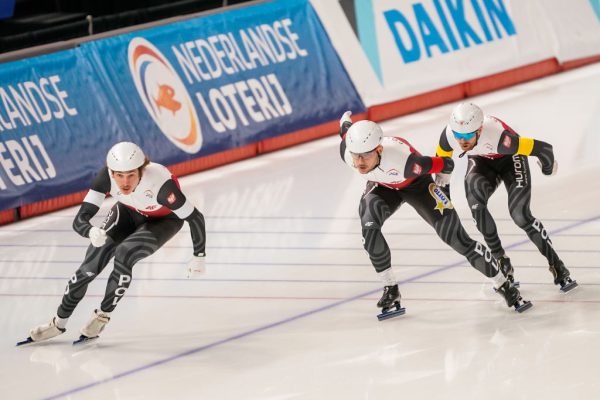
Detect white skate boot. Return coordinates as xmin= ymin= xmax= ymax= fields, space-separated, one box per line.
xmin=17 ymin=317 xmax=66 ymax=346
xmin=74 ymin=309 xmax=110 ymax=345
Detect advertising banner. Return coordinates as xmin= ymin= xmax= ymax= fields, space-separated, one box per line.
xmin=0 ymin=0 xmax=15 ymax=20
xmin=538 ymin=0 xmax=600 ymax=62
xmin=0 ymin=0 xmax=364 ymax=211
xmin=0 ymin=49 xmax=125 ymax=209
xmin=314 ymin=0 xmax=600 ymax=107
xmin=83 ymin=0 xmax=364 ymax=167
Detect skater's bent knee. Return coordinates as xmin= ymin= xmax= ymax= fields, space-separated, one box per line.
xmin=510 ymin=212 xmax=532 ymax=228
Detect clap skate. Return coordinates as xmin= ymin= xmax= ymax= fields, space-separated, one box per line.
xmin=73 ymin=309 xmax=110 ymax=345
xmin=495 ymin=280 xmax=532 ymax=313
xmin=498 ymin=256 xmax=519 ymax=288
xmin=376 ymin=284 xmax=406 ymax=321
xmin=549 ymin=262 xmax=578 ymax=293
xmin=17 ymin=317 xmax=66 ymax=346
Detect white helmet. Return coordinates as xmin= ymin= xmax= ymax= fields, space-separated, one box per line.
xmin=346 ymin=120 xmax=383 ymax=153
xmin=449 ymin=102 xmax=484 ymax=134
xmin=106 ymin=142 xmax=146 ymax=172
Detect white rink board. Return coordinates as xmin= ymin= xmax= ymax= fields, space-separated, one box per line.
xmin=312 ymin=0 xmax=600 ymax=106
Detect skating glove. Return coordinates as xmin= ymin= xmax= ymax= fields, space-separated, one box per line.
xmin=339 ymin=110 xmax=352 ymax=127
xmin=187 ymin=253 xmax=206 ymax=278
xmin=89 ymin=226 xmax=107 ymax=247
xmin=537 ymin=159 xmax=558 ymax=176
xmin=435 ymin=173 xmax=451 ymax=187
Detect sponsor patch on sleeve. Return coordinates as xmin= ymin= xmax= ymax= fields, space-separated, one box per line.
xmin=428 ymin=183 xmax=453 ymax=215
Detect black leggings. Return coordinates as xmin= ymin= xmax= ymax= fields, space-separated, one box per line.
xmin=464 ymin=154 xmax=560 ymax=266
xmin=57 ymin=203 xmax=183 ymax=318
xmin=359 ymin=175 xmax=499 ymax=278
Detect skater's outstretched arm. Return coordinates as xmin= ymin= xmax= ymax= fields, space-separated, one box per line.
xmin=156 ymin=180 xmax=206 ymax=257
xmin=72 ymin=167 xmax=110 ymax=238
xmin=156 ymin=179 xmax=206 ymax=278
xmin=486 ymin=122 xmax=557 ymax=175
xmin=505 ymin=135 xmax=557 ymax=175
xmin=403 ymin=152 xmax=454 ymax=179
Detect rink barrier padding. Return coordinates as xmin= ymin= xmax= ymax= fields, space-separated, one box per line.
xmin=368 ymin=58 xmax=562 ymax=123
xmin=0 ymin=209 xmax=14 ymax=225
xmin=465 ymin=59 xmax=561 ymax=97
xmin=369 ymin=84 xmax=465 ymax=122
xmin=315 ymin=0 xmax=600 ymax=110
xmin=4 ymin=56 xmax=600 ymax=224
xmin=257 ymin=114 xmax=366 ymax=154
xmin=19 ymin=191 xmax=87 ymax=219
xmin=2 ymin=0 xmax=600 ymax=224
xmin=0 ymin=0 xmax=366 ymax=219
xmin=167 ymin=143 xmax=258 ymax=179
xmin=560 ymin=55 xmax=600 ymax=71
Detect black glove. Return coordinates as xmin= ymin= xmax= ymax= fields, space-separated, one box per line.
xmin=339 ymin=111 xmax=352 ymax=137
xmin=441 ymin=157 xmax=454 ymax=174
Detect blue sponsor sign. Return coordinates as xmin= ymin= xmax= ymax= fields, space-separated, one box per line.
xmin=0 ymin=0 xmax=15 ymax=20
xmin=0 ymin=0 xmax=365 ymax=211
xmin=83 ymin=0 xmax=364 ymax=166
xmin=383 ymin=0 xmax=516 ymax=64
xmin=591 ymin=0 xmax=600 ymax=22
xmin=0 ymin=48 xmax=127 ymax=209
xmin=345 ymin=0 xmax=517 ymax=81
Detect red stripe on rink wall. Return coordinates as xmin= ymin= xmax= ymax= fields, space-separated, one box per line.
xmin=168 ymin=143 xmax=258 ymax=178
xmin=560 ymin=55 xmax=600 ymax=71
xmin=2 ymin=57 xmax=600 ymax=225
xmin=0 ymin=209 xmax=14 ymax=224
xmin=465 ymin=59 xmax=560 ymax=96
xmin=368 ymin=59 xmax=562 ymax=122
xmin=20 ymin=191 xmax=87 ymax=219
xmin=369 ymin=84 xmax=465 ymax=122
xmin=257 ymin=113 xmax=368 ymax=154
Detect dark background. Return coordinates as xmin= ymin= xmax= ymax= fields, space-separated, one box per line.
xmin=0 ymin=0 xmax=255 ymax=54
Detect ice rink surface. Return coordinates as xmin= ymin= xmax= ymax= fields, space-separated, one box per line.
xmin=1 ymin=63 xmax=600 ymax=400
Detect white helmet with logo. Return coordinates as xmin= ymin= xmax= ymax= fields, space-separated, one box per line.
xmin=106 ymin=142 xmax=146 ymax=172
xmin=449 ymin=102 xmax=484 ymax=134
xmin=346 ymin=120 xmax=383 ymax=153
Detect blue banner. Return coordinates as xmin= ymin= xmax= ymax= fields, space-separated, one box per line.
xmin=0 ymin=0 xmax=15 ymax=20
xmin=0 ymin=49 xmax=127 ymax=209
xmin=0 ymin=0 xmax=365 ymax=211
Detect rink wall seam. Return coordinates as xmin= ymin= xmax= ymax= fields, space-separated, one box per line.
xmin=5 ymin=55 xmax=600 ymax=223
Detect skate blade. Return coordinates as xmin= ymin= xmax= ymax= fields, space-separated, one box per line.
xmin=73 ymin=335 xmax=99 ymax=345
xmin=377 ymin=303 xmax=406 ymax=321
xmin=514 ymin=300 xmax=533 ymax=313
xmin=560 ymin=280 xmax=578 ymax=293
xmin=16 ymin=337 xmax=34 ymax=347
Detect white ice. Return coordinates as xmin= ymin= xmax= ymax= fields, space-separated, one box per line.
xmin=1 ymin=63 xmax=599 ymax=400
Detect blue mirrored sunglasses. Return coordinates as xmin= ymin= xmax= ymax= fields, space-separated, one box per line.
xmin=452 ymin=130 xmax=477 ymax=140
